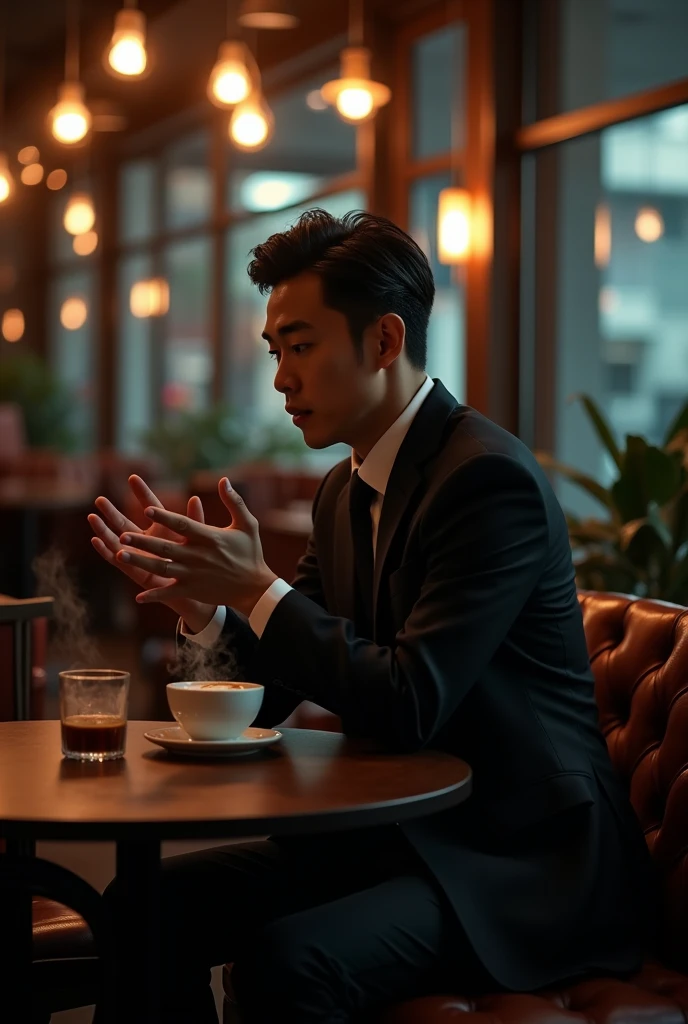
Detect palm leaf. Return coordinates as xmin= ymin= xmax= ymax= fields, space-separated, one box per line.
xmin=571 ymin=394 xmax=623 ymax=471
xmin=663 ymin=399 xmax=688 ymax=448
xmin=535 ymin=451 xmax=614 ymax=511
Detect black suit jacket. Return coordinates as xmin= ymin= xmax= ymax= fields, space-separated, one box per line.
xmin=219 ymin=380 xmax=655 ymax=990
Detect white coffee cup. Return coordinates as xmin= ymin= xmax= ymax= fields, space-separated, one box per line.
xmin=166 ymin=681 xmax=265 ymax=741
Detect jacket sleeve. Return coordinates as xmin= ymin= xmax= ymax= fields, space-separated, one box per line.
xmin=247 ymin=454 xmax=550 ymax=750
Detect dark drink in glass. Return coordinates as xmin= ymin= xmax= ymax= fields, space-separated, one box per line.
xmin=59 ymin=670 xmax=129 ymax=761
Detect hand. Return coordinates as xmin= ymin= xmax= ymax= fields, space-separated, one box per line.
xmin=88 ymin=475 xmax=217 ymax=634
xmin=117 ymin=477 xmax=278 ymax=617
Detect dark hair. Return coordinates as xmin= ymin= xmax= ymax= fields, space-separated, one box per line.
xmin=247 ymin=209 xmax=435 ymax=370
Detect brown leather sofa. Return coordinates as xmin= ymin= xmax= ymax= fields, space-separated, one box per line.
xmin=223 ymin=590 xmax=688 ymax=1023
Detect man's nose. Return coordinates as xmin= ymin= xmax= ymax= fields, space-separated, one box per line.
xmin=274 ymin=363 xmax=297 ymax=395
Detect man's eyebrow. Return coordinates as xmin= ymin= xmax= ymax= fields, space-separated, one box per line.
xmin=261 ymin=320 xmax=315 ymax=343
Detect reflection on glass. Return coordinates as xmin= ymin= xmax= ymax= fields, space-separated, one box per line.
xmin=409 ymin=174 xmax=465 ymax=402
xmin=164 ymin=131 xmax=211 ymax=230
xmin=527 ymin=0 xmax=688 ymax=122
xmin=225 ymin=190 xmax=364 ymax=435
xmin=49 ymin=269 xmax=97 ymax=451
xmin=117 ymin=253 xmax=154 ymax=452
xmin=227 ymin=69 xmax=356 ymax=214
xmin=551 ymin=104 xmax=688 ymax=514
xmin=161 ymin=238 xmax=212 ymax=414
xmin=412 ymin=24 xmax=465 ymax=160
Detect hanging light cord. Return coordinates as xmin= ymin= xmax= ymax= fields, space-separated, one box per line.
xmin=226 ymin=0 xmax=235 ymax=38
xmin=65 ymin=0 xmax=81 ymax=82
xmin=349 ymin=0 xmax=364 ymax=47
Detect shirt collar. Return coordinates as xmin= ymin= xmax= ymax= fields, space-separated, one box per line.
xmin=351 ymin=376 xmax=434 ymax=496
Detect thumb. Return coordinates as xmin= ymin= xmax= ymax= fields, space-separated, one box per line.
xmin=219 ymin=478 xmax=254 ymax=530
xmin=187 ymin=494 xmax=205 ymax=525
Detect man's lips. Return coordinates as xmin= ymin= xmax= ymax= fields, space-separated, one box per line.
xmin=286 ymin=408 xmax=312 ymax=425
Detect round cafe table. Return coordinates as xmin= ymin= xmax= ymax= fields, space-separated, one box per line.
xmin=0 ymin=719 xmax=472 ymax=1023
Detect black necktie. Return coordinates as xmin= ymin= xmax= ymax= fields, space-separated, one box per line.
xmin=349 ymin=470 xmax=375 ymax=636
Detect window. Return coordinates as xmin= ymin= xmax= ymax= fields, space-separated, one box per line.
xmin=412 ymin=25 xmax=466 ymax=159
xmin=164 ymin=130 xmax=212 ymax=230
xmin=161 ymin=237 xmax=213 ymax=414
xmin=116 ymin=253 xmax=154 ymax=452
xmin=119 ymin=160 xmax=156 ymax=244
xmin=526 ymin=0 xmax=688 ymax=122
xmin=535 ymin=104 xmax=688 ymax=514
xmin=48 ymin=270 xmax=97 ymax=451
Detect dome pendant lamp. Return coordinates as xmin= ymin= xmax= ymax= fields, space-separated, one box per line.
xmin=321 ymin=0 xmax=391 ymax=124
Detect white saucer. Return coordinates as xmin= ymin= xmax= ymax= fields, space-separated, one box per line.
xmin=143 ymin=725 xmax=282 ymax=757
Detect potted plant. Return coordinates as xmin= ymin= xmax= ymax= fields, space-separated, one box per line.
xmin=536 ymin=395 xmax=688 ymax=603
xmin=0 ymin=352 xmax=77 ymax=452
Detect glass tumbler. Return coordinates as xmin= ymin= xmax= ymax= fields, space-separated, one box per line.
xmin=59 ymin=669 xmax=129 ymax=761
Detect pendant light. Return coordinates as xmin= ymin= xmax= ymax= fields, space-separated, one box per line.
xmin=64 ymin=192 xmax=96 ymax=235
xmin=321 ymin=0 xmax=391 ymax=124
xmin=49 ymin=0 xmax=91 ymax=145
xmin=237 ymin=0 xmax=299 ymax=29
xmin=437 ymin=188 xmax=471 ymax=264
xmin=106 ymin=0 xmax=148 ymax=78
xmin=0 ymin=11 xmax=13 ymax=203
xmin=229 ymin=88 xmax=274 ymax=150
xmin=208 ymin=2 xmax=255 ymax=107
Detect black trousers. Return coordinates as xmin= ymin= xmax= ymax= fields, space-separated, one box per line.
xmin=103 ymin=826 xmax=490 ymax=1023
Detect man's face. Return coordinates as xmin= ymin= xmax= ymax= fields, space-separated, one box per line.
xmin=262 ymin=271 xmax=382 ymax=450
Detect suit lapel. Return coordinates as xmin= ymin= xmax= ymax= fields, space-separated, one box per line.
xmin=333 ymin=481 xmax=356 ymax=622
xmin=372 ymin=380 xmax=459 ymax=623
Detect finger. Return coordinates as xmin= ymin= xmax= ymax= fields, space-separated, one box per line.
xmin=187 ymin=495 xmax=205 ymax=525
xmin=117 ymin=548 xmax=186 ymax=579
xmin=135 ymin=582 xmax=181 ymax=604
xmin=129 ymin=475 xmax=168 ymax=513
xmin=143 ymin=507 xmax=205 ymax=537
xmin=94 ymin=496 xmax=141 ymax=536
xmin=92 ymin=536 xmax=158 ymax=589
xmin=119 ymin=532 xmax=188 ymax=560
xmin=219 ymin=478 xmax=255 ymax=530
xmin=88 ymin=513 xmax=124 ymax=554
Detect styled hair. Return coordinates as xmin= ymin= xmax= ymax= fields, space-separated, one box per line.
xmin=247 ymin=209 xmax=435 ymax=370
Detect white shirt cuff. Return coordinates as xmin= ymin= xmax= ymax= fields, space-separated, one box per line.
xmin=248 ymin=578 xmax=293 ymax=638
xmin=179 ymin=606 xmax=227 ymax=648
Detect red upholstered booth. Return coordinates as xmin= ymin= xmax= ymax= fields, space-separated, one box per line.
xmin=222 ymin=591 xmax=688 ymax=1023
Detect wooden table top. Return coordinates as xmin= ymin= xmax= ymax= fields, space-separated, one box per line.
xmin=0 ymin=720 xmax=471 ymax=842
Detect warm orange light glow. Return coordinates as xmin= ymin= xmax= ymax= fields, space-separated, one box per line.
xmin=107 ymin=8 xmax=147 ymax=77
xmin=2 ymin=309 xmax=25 ymax=342
xmin=49 ymin=82 xmax=91 ymax=145
xmin=64 ymin=193 xmax=95 ymax=235
xmin=321 ymin=48 xmax=391 ymax=125
xmin=20 ymin=163 xmax=44 ymax=186
xmin=18 ymin=146 xmax=39 ymax=165
xmin=635 ymin=207 xmax=664 ymax=243
xmin=207 ymin=41 xmax=252 ymax=107
xmin=437 ymin=188 xmax=471 ymax=264
xmin=73 ymin=231 xmax=98 ymax=256
xmin=46 ymin=169 xmax=68 ymax=191
xmin=595 ymin=203 xmax=612 ymax=267
xmin=0 ymin=154 xmax=13 ymax=204
xmin=237 ymin=0 xmax=299 ymax=29
xmin=229 ymin=93 xmax=274 ymax=151
xmin=130 ymin=278 xmax=170 ymax=318
xmin=60 ymin=297 xmax=88 ymax=330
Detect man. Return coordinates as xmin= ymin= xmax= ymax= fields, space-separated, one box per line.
xmin=91 ymin=210 xmax=654 ymax=1023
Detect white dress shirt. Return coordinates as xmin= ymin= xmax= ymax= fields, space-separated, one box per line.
xmin=182 ymin=375 xmax=435 ymax=647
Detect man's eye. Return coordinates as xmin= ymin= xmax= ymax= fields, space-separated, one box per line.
xmin=268 ymin=350 xmax=279 ymax=361
xmin=292 ymin=344 xmax=310 ymax=354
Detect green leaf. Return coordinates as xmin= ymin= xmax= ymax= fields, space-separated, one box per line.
xmin=663 ymin=399 xmax=688 ymax=448
xmin=535 ymin=451 xmax=614 ymax=511
xmin=572 ymin=394 xmax=623 ymax=471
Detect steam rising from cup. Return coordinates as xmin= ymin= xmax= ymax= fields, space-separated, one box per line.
xmin=32 ymin=548 xmax=102 ymax=668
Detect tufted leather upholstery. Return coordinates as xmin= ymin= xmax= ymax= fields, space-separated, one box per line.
xmin=223 ymin=590 xmax=688 ymax=1023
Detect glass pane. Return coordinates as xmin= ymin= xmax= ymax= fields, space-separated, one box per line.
xmin=408 ymin=174 xmax=465 ymax=402
xmin=117 ymin=253 xmax=154 ymax=452
xmin=119 ymin=160 xmax=156 ymax=243
xmin=527 ymin=0 xmax=688 ymax=122
xmin=537 ymin=104 xmax=688 ymax=517
xmin=227 ymin=68 xmax=357 ymax=214
xmin=412 ymin=24 xmax=466 ymax=160
xmin=164 ymin=131 xmax=212 ymax=230
xmin=48 ymin=270 xmax=97 ymax=451
xmin=225 ymin=190 xmax=365 ymax=434
xmin=160 ymin=237 xmax=213 ymax=414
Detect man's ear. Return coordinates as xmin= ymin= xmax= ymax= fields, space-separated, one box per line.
xmin=376 ymin=313 xmax=406 ymax=368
